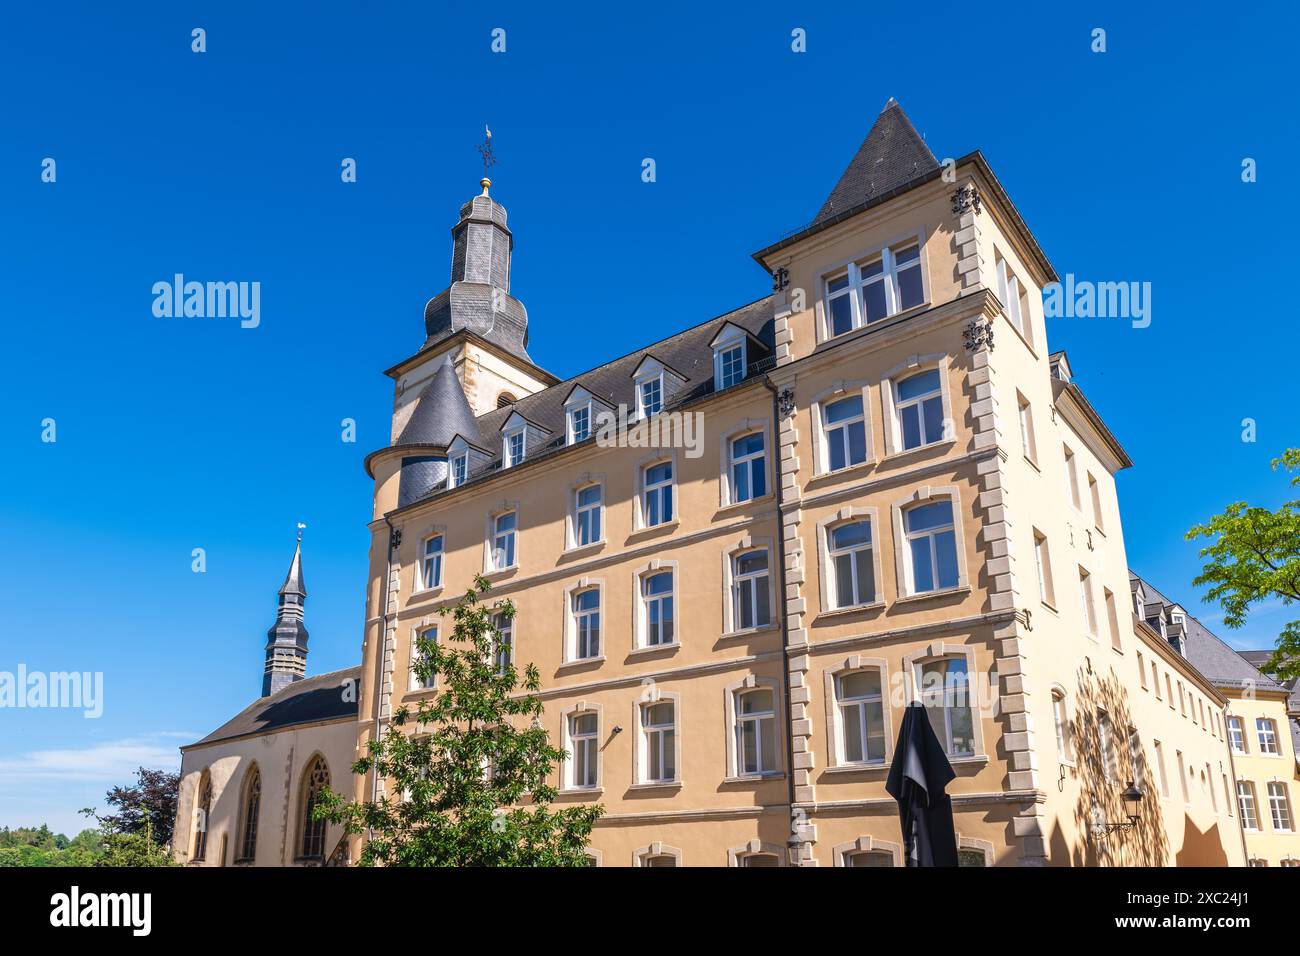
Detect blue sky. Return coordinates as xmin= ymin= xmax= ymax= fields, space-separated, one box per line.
xmin=1 ymin=1 xmax=1295 ymax=834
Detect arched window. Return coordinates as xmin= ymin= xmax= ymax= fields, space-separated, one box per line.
xmin=192 ymin=771 xmax=212 ymax=862
xmin=497 ymin=392 xmax=517 ymax=408
xmin=298 ymin=756 xmax=330 ymax=862
xmin=236 ymin=765 xmax=261 ymax=863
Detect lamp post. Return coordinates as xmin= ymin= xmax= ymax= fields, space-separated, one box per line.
xmin=1092 ymin=780 xmax=1144 ymax=836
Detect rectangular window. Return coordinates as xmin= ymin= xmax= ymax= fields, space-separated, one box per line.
xmin=491 ymin=511 xmax=516 ymax=570
xmin=919 ymin=657 xmax=975 ymax=757
xmin=729 ymin=432 xmax=766 ymax=503
xmin=1268 ymin=782 xmax=1292 ymax=831
xmin=409 ymin=627 xmax=437 ymax=691
xmin=1098 ymin=711 xmax=1117 ymax=782
xmin=1207 ymin=763 xmax=1218 ymax=812
xmin=996 ymin=253 xmax=1030 ymax=341
xmin=732 ymin=549 xmax=771 ymax=630
xmin=895 ymin=369 xmax=945 ymax=450
xmin=1227 ymin=716 xmax=1245 ymax=753
xmin=904 ymin=499 xmax=959 ymax=594
xmin=1257 ymin=718 xmax=1280 ymax=755
xmin=823 ymin=394 xmax=868 ymax=472
xmin=569 ymin=404 xmax=591 ymax=444
xmin=822 ymin=239 xmax=924 ymax=338
xmin=574 ymin=484 xmax=602 ymax=547
xmin=420 ymin=534 xmax=443 ymax=590
xmin=1104 ymin=588 xmax=1122 ymax=652
xmin=491 ymin=612 xmax=513 ymax=675
xmin=1052 ymin=693 xmax=1073 ymax=763
xmin=642 ymin=701 xmax=676 ymax=783
xmin=1154 ymin=740 xmax=1169 ymax=798
xmin=1137 ymin=651 xmax=1147 ymax=689
xmin=1064 ymin=446 xmax=1081 ymax=509
xmin=828 ymin=520 xmax=875 ymax=608
xmin=1176 ymin=750 xmax=1189 ymax=804
xmin=719 ymin=345 xmax=744 ymax=389
xmin=570 ymin=713 xmax=598 ymax=789
xmin=735 ymin=689 xmax=777 ymax=775
xmin=642 ymin=571 xmax=674 ymax=647
xmin=1152 ymin=663 xmax=1161 ymax=699
xmin=1078 ymin=568 xmax=1098 ymax=638
xmin=639 ymin=377 xmax=663 ymax=417
xmin=1017 ymin=393 xmax=1037 ymax=464
xmin=572 ymin=588 xmax=600 ymax=660
xmin=505 ymin=430 xmax=525 ymax=468
xmin=838 ymin=670 xmax=886 ymax=764
xmin=449 ymin=453 xmax=468 ymax=489
xmin=642 ymin=461 xmax=674 ymax=527
xmin=1033 ymin=530 xmax=1055 ymax=606
xmin=1128 ymin=731 xmax=1145 ymax=786
xmin=1088 ymin=473 xmax=1104 ymax=531
xmin=1238 ymin=781 xmax=1259 ymax=830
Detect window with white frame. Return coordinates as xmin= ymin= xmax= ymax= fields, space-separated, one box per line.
xmin=503 ymin=426 xmax=526 ymax=468
xmin=1227 ymin=716 xmax=1246 ymax=753
xmin=903 ymin=499 xmax=959 ymax=594
xmin=637 ymin=375 xmax=663 ymax=418
xmin=1238 ymin=781 xmax=1260 ymax=830
xmin=828 ymin=520 xmax=875 ymax=608
xmin=640 ymin=700 xmax=676 ymax=783
xmin=823 ymin=239 xmax=924 ymax=338
xmin=1017 ymin=392 xmax=1037 ymax=464
xmin=734 ymin=688 xmax=777 ymax=775
xmin=1257 ymin=718 xmax=1280 ymax=754
xmin=574 ymin=484 xmax=602 ymax=547
xmin=995 ymin=251 xmax=1030 ymax=342
xmin=729 ymin=432 xmax=766 ymax=503
xmin=732 ymin=549 xmax=771 ymax=630
xmin=845 ymin=849 xmax=893 ymax=867
xmin=717 ymin=343 xmax=745 ymax=390
xmin=568 ymin=403 xmax=591 ymax=444
xmin=1063 ymin=445 xmax=1081 ymax=509
xmin=641 ymin=570 xmax=675 ymax=647
xmin=1088 ymin=473 xmax=1104 ymax=531
xmin=491 ymin=612 xmax=513 ymax=675
xmin=569 ymin=712 xmax=599 ymax=789
xmin=1033 ymin=530 xmax=1055 ymax=606
xmin=918 ymin=657 xmax=974 ymax=757
xmin=837 ymin=669 xmax=886 ymax=764
xmin=642 ymin=460 xmax=674 ymax=527
xmin=409 ymin=626 xmax=437 ymax=691
xmin=1269 ymin=783 xmax=1293 ymax=831
xmin=1078 ymin=568 xmax=1098 ymax=639
xmin=490 ymin=511 xmax=516 ymax=570
xmin=419 ymin=534 xmax=443 ymax=591
xmin=449 ymin=451 xmax=468 ymax=489
xmin=822 ymin=394 xmax=868 ymax=472
xmin=572 ymin=587 xmax=600 ymax=660
xmin=1052 ymin=690 xmax=1074 ymax=762
xmin=894 ymin=369 xmax=945 ymax=451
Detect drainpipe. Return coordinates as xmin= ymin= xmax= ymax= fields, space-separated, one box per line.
xmin=371 ymin=515 xmax=398 ymax=813
xmin=763 ymin=377 xmax=800 ymax=863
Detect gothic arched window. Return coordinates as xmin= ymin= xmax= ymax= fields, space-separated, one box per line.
xmin=298 ymin=756 xmax=330 ymax=862
xmin=192 ymin=771 xmax=213 ymax=862
xmin=237 ymin=765 xmax=261 ymax=863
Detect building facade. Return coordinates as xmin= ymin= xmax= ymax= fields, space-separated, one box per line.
xmin=348 ymin=100 xmax=1247 ymax=866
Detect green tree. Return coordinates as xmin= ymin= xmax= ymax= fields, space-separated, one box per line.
xmin=83 ymin=766 xmax=180 ymax=848
xmin=1187 ymin=448 xmax=1300 ymax=680
xmin=318 ymin=576 xmax=603 ymax=866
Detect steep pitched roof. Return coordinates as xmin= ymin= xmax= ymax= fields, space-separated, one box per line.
xmin=396 ymin=358 xmax=485 ymax=448
xmin=812 ymin=98 xmax=939 ymax=228
xmin=278 ymin=538 xmax=305 ymax=597
xmin=188 ymin=666 xmax=362 ymax=748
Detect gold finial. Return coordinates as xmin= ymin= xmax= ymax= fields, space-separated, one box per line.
xmin=480 ymin=177 xmax=491 ymax=196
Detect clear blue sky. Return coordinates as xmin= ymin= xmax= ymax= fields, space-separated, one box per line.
xmin=1 ymin=1 xmax=1295 ymax=834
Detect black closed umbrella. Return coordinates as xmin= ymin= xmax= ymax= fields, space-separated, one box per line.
xmin=884 ymin=702 xmax=959 ymax=867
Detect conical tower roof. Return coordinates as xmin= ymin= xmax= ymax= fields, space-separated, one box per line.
xmin=395 ymin=358 xmax=484 ymax=448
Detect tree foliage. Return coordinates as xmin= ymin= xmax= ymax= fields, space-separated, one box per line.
xmin=1187 ymin=449 xmax=1300 ymax=680
xmin=317 ymin=576 xmax=602 ymax=866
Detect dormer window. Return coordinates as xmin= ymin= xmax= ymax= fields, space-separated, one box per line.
xmin=822 ymin=237 xmax=926 ymax=339
xmin=570 ymin=404 xmax=591 ymax=443
xmin=447 ymin=437 xmax=471 ymax=489
xmin=500 ymin=413 xmax=534 ymax=469
xmin=631 ymin=356 xmax=684 ymax=420
xmin=505 ymin=430 xmax=525 ymax=467
xmin=639 ymin=376 xmax=663 ymax=417
xmin=718 ymin=345 xmax=745 ymax=389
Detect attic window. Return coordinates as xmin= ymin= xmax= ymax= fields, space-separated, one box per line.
xmin=497 ymin=393 xmax=517 ymax=409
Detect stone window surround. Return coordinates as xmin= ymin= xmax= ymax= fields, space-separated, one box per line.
xmin=411 ymin=522 xmax=447 ymax=597
xmin=822 ymin=655 xmax=892 ymax=770
xmin=564 ymin=472 xmax=607 ymax=553
xmin=809 ymin=379 xmax=876 ymax=478
xmin=631 ymin=558 xmax=679 ymax=652
xmin=407 ymin=621 xmax=438 ymax=693
xmin=631 ymin=686 xmax=683 ymax=788
xmin=720 ymin=533 xmax=777 ymax=637
xmin=633 ymin=841 xmax=683 ymax=867
xmin=633 ymin=448 xmax=680 ymax=532
xmin=900 ymin=640 xmax=988 ymax=763
xmin=727 ymin=839 xmax=787 ymax=867
xmin=815 ymin=505 xmax=886 ymax=615
xmin=832 ymin=834 xmax=903 ymax=867
xmin=718 ymin=416 xmax=774 ymax=510
xmin=481 ymin=500 xmax=520 ymax=576
xmin=723 ymin=674 xmax=785 ymax=780
xmin=889 ymin=485 xmax=971 ymax=599
xmin=559 ymin=700 xmax=604 ymax=795
xmin=879 ymin=352 xmax=956 ymax=459
xmin=814 ymin=226 xmax=933 ymax=345
xmin=560 ymin=577 xmax=605 ymax=665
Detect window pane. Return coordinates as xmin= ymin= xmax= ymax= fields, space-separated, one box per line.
xmin=896 ymin=262 xmax=923 ymax=310
xmin=862 ymin=280 xmax=888 ymax=323
xmin=647 ymin=462 xmax=672 ymax=484
xmin=825 ymin=395 xmax=863 ymax=425
xmin=900 ymin=404 xmax=921 ymax=449
xmin=893 ymin=243 xmax=920 ymax=266
xmin=760 ymin=718 xmax=776 ymax=770
xmin=856 ymin=549 xmax=875 ymax=603
xmin=922 ymin=395 xmax=944 ymax=444
xmin=841 ymin=671 xmax=880 ymax=699
xmin=910 ymin=537 xmax=934 ymax=592
xmin=906 ymin=500 xmax=953 ymax=532
xmin=935 ymin=530 xmax=958 ymax=589
xmin=897 ymin=369 xmax=940 ymax=402
xmin=741 ymin=689 xmax=773 ymax=715
xmin=843 ymin=708 xmax=864 ymax=762
xmin=737 ymin=551 xmax=767 ymax=575
xmin=846 ymin=420 xmax=867 ymax=465
xmin=834 ymin=553 xmax=854 ymax=608
xmin=831 ymin=521 xmax=871 ymax=549
xmin=829 ymin=294 xmax=853 ymax=335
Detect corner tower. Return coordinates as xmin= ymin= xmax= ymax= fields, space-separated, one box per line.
xmin=263 ymin=532 xmax=309 ymax=697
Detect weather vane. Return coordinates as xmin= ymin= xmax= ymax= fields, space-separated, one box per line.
xmin=477 ymin=125 xmax=497 ymax=177
xmin=297 ymin=521 xmax=307 ymax=541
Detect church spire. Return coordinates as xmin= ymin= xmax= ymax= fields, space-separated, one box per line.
xmin=263 ymin=528 xmax=310 ymax=697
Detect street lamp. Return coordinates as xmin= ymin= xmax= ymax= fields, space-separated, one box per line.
xmin=1092 ymin=780 xmax=1144 ymax=835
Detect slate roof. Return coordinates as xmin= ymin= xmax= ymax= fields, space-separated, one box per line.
xmin=812 ymin=98 xmax=940 ymax=228
xmin=1130 ymin=572 xmax=1288 ymax=694
xmin=396 ymin=358 xmax=486 ymax=449
xmin=278 ymin=538 xmax=306 ymax=597
xmin=188 ymin=666 xmax=362 ymax=748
